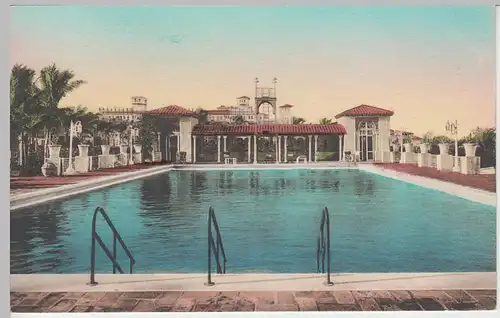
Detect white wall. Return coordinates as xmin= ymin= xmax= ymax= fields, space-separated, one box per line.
xmin=179 ymin=117 xmax=199 ymax=162
xmin=337 ymin=117 xmax=356 ymax=153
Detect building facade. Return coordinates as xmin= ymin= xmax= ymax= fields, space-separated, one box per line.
xmin=144 ymin=103 xmax=395 ymax=164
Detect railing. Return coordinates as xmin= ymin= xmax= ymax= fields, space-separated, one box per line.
xmin=89 ymin=206 xmax=135 ymax=285
xmin=206 ymin=206 xmax=227 ymax=286
xmin=316 ymin=207 xmax=333 ymax=286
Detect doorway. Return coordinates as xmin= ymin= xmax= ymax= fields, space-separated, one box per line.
xmin=356 ymin=121 xmax=377 ymax=162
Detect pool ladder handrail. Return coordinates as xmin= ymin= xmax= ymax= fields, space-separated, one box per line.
xmin=206 ymin=206 xmax=227 ymax=286
xmin=316 ymin=206 xmax=333 ymax=286
xmin=89 ymin=206 xmax=136 ymax=286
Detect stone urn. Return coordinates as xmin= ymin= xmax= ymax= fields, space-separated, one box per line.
xmin=403 ymin=143 xmax=412 ymax=152
xmin=48 ymin=144 xmax=62 ymax=158
xmin=41 ymin=161 xmax=58 ymax=177
xmin=419 ymin=143 xmax=429 ymax=154
xmin=463 ymin=143 xmax=478 ymax=157
xmin=100 ymin=144 xmax=111 ymax=155
xmin=438 ymin=143 xmax=449 ymax=155
xmin=119 ymin=144 xmax=129 ymax=154
xmin=78 ymin=144 xmax=90 ymax=157
xmin=133 ymin=144 xmax=142 ymax=153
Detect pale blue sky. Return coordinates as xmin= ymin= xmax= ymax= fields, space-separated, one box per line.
xmin=10 ymin=6 xmax=495 ymax=135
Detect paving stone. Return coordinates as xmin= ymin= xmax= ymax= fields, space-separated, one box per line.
xmin=16 ymin=298 xmax=43 ymax=306
xmin=171 ymin=298 xmax=195 ymax=312
xmin=255 ymin=303 xmax=298 ymax=311
xmin=356 ymin=298 xmax=382 ymax=311
xmin=447 ymin=302 xmax=479 ymax=310
xmin=48 ymin=299 xmax=78 ymax=312
xmin=396 ymin=300 xmax=423 ymax=311
xmin=233 ymin=298 xmax=256 ymax=311
xmin=410 ymin=290 xmax=454 ymax=303
xmin=351 ymin=291 xmax=375 ymax=300
xmin=240 ymin=291 xmax=276 ymax=304
xmin=465 ymin=289 xmax=497 ymax=299
xmin=390 ymin=290 xmax=413 ymax=301
xmin=276 ymin=292 xmax=295 ymax=304
xmin=94 ymin=292 xmax=123 ymax=307
xmin=295 ymin=297 xmax=318 ymax=311
xmin=471 ymin=295 xmax=497 ymax=310
xmin=218 ymin=303 xmax=236 ymax=311
xmin=416 ymin=297 xmax=446 ymax=311
xmin=132 ymin=300 xmax=156 ymax=312
xmin=112 ymin=298 xmax=139 ymax=311
xmin=156 ymin=291 xmax=182 ymax=307
xmin=70 ymin=305 xmax=94 ymax=312
xmin=154 ymin=306 xmax=173 ymax=312
xmin=294 ymin=291 xmax=317 ymax=298
xmin=318 ymin=303 xmax=360 ymax=311
xmin=122 ymin=292 xmax=161 ymax=299
xmin=12 ymin=306 xmax=47 ymax=313
xmin=37 ymin=292 xmax=65 ymax=308
xmin=312 ymin=291 xmax=337 ymax=304
xmin=333 ymin=291 xmax=355 ymax=304
xmin=444 ymin=290 xmax=475 ymax=303
xmin=76 ymin=292 xmax=107 ymax=305
xmin=63 ymin=292 xmax=86 ymax=299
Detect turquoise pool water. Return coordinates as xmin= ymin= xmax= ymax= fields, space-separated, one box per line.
xmin=11 ymin=168 xmax=496 ymax=274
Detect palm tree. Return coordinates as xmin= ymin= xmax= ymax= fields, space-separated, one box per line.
xmin=38 ymin=63 xmax=86 ymax=156
xmin=10 ymin=64 xmax=43 ymax=173
xmin=292 ymin=116 xmax=306 ymax=124
xmin=319 ymin=117 xmax=333 ymax=124
xmin=195 ymin=108 xmax=209 ymax=124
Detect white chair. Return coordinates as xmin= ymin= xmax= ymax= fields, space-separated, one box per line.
xmin=296 ymin=155 xmax=308 ymax=164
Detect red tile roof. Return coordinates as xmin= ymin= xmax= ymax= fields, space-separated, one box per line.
xmin=145 ymin=105 xmax=196 ymax=117
xmin=192 ymin=123 xmax=346 ymax=136
xmin=279 ymin=104 xmax=294 ymax=108
xmin=207 ymin=109 xmax=231 ymax=115
xmin=335 ymin=104 xmax=394 ymax=118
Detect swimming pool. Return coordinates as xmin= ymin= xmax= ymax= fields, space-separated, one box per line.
xmin=10 ymin=168 xmax=496 ymax=274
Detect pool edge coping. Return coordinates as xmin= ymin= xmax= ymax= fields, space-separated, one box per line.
xmin=10 ymin=165 xmax=175 ymax=211
xmin=10 ymin=272 xmax=496 ymax=292
xmin=358 ymin=165 xmax=497 ymax=207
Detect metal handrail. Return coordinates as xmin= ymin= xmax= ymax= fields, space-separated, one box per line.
xmin=89 ymin=206 xmax=136 ymax=285
xmin=206 ymin=206 xmax=227 ymax=286
xmin=316 ymin=207 xmax=333 ymax=286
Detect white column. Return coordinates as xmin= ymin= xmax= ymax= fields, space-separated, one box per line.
xmin=284 ymin=136 xmax=288 ymax=163
xmin=247 ymin=136 xmax=251 ymax=162
xmin=338 ymin=135 xmax=343 ymax=161
xmin=275 ymin=137 xmax=279 ymax=164
xmin=253 ymin=135 xmax=258 ymax=164
xmin=223 ymin=135 xmax=227 ymax=153
xmin=217 ymin=135 xmax=221 ymax=163
xmin=314 ymin=135 xmax=318 ymax=162
xmin=308 ymin=135 xmax=312 ymax=163
xmin=165 ymin=136 xmax=169 ymax=161
xmin=192 ymin=136 xmax=197 ymax=163
xmin=278 ymin=136 xmax=282 ymax=163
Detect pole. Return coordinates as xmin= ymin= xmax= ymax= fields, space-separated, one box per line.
xmin=66 ymin=121 xmax=75 ymax=175
xmin=128 ymin=129 xmax=134 ymax=165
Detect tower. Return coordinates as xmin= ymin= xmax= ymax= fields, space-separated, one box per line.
xmin=131 ymin=96 xmax=148 ymax=112
xmin=279 ymin=104 xmax=293 ymax=124
xmin=254 ymin=77 xmax=278 ymax=124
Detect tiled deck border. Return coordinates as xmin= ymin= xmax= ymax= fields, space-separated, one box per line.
xmin=10 ymin=290 xmax=497 ymax=312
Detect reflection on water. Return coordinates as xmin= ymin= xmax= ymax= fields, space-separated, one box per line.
xmin=10 ymin=169 xmax=496 ymax=274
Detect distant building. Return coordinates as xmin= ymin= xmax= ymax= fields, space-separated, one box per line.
xmin=206 ymin=96 xmax=294 ymax=124
xmin=98 ymin=96 xmax=148 ymax=123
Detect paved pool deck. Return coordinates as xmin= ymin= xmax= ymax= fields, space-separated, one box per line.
xmin=10 ymin=289 xmax=497 ymax=312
